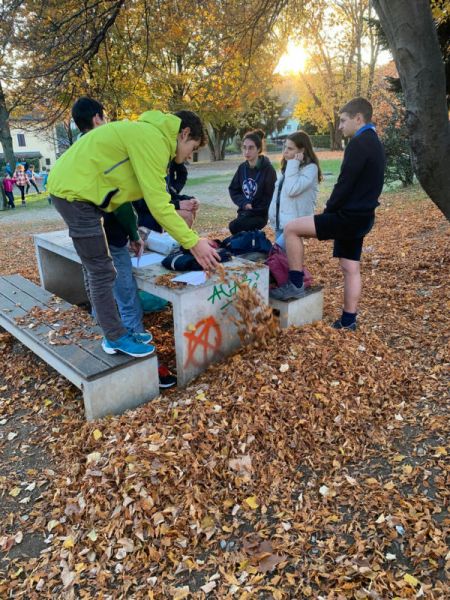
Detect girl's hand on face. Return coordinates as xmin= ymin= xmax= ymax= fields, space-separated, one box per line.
xmin=294 ymin=151 xmax=304 ymax=162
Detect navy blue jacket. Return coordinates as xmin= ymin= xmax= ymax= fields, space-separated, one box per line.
xmin=325 ymin=129 xmax=385 ymax=215
xmin=229 ymin=155 xmax=277 ymax=217
xmin=134 ymin=160 xmax=193 ymax=232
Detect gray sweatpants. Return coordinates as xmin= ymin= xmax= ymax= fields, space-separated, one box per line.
xmin=51 ymin=195 xmax=127 ymax=341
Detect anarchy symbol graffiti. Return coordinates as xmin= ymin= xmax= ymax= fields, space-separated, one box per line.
xmin=184 ymin=316 xmax=223 ymax=368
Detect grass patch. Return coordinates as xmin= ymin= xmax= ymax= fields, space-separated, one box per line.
xmin=0 ymin=192 xmax=50 ymax=217
xmin=194 ymin=203 xmax=235 ymax=232
xmin=320 ymin=159 xmax=341 ymax=177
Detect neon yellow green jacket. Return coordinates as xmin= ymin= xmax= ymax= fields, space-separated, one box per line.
xmin=48 ymin=111 xmax=199 ymax=249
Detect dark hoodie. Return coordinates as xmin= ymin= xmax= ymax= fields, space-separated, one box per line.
xmin=229 ymin=155 xmax=277 ymax=217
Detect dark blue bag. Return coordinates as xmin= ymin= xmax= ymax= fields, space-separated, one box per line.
xmin=162 ymin=248 xmax=232 ymax=271
xmin=221 ymin=230 xmax=272 ymax=256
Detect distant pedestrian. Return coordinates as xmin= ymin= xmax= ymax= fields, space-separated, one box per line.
xmin=13 ymin=165 xmax=29 ymax=205
xmin=25 ymin=165 xmax=41 ymax=194
xmin=2 ymin=173 xmax=16 ymax=208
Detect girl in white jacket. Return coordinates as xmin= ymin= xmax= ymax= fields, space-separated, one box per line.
xmin=269 ymin=131 xmax=322 ymax=246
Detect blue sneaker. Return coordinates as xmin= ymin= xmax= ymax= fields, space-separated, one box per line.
xmin=102 ymin=334 xmax=156 ymax=357
xmin=131 ymin=332 xmax=153 ymax=344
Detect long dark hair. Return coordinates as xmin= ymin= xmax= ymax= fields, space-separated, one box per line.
xmin=242 ymin=128 xmax=266 ymax=154
xmin=281 ymin=131 xmax=323 ymax=182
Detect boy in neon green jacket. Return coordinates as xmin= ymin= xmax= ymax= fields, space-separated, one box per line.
xmin=48 ymin=110 xmax=220 ymax=357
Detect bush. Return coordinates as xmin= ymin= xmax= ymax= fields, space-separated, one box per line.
xmin=381 ymin=121 xmax=414 ymax=187
xmin=310 ymin=134 xmax=330 ymax=149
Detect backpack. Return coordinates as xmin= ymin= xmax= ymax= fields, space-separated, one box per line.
xmin=162 ymin=247 xmax=232 ymax=271
xmin=221 ymin=230 xmax=272 ymax=256
xmin=265 ymin=244 xmax=313 ymax=288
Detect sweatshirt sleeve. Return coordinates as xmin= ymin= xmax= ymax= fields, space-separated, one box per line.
xmin=259 ymin=164 xmax=277 ymax=211
xmin=113 ymin=204 xmax=140 ymax=242
xmin=325 ymin=139 xmax=367 ymax=213
xmin=125 ymin=135 xmax=199 ymax=249
xmin=284 ymin=161 xmax=317 ymax=197
xmin=229 ymin=168 xmax=247 ymax=209
xmin=169 ymin=161 xmax=188 ymax=194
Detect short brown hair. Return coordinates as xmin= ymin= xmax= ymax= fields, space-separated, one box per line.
xmin=175 ymin=110 xmax=207 ymax=146
xmin=340 ymin=97 xmax=373 ymax=122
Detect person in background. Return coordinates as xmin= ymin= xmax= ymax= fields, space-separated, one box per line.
xmin=268 ymin=131 xmax=321 ymax=248
xmin=25 ymin=165 xmax=41 ymax=194
xmin=13 ymin=164 xmax=29 ymax=205
xmin=70 ymin=96 xmax=177 ymax=387
xmin=2 ymin=172 xmax=16 ymax=208
xmin=228 ymin=129 xmax=277 ymax=234
xmin=134 ymin=159 xmax=199 ymax=231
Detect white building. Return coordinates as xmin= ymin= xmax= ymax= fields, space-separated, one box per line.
xmin=0 ymin=116 xmax=59 ymax=170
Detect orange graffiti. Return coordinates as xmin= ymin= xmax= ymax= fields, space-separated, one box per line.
xmin=184 ymin=316 xmax=222 ymax=368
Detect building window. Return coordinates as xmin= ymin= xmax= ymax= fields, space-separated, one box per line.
xmin=45 ymin=158 xmax=51 ymax=166
xmin=17 ymin=133 xmax=26 ymax=147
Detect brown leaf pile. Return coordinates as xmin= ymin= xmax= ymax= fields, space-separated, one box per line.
xmin=229 ymin=278 xmax=279 ymax=346
xmin=14 ymin=304 xmax=99 ymax=344
xmin=0 ymin=190 xmax=449 ymax=598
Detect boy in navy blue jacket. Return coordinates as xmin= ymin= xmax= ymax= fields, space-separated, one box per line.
xmin=270 ymin=97 xmax=385 ymax=331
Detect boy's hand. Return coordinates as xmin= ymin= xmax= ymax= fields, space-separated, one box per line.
xmin=244 ymin=203 xmax=252 ymax=210
xmin=129 ymin=238 xmax=144 ymax=257
xmin=191 ymin=238 xmax=221 ymax=271
xmin=179 ymin=199 xmax=197 ymax=212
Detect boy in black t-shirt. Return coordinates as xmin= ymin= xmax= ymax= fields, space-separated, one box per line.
xmin=270 ymin=97 xmax=385 ymax=331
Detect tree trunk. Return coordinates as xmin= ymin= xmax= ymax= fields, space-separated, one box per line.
xmin=329 ymin=115 xmax=343 ymax=151
xmin=0 ymin=81 xmax=15 ymax=209
xmin=373 ymin=0 xmax=450 ymax=220
xmin=206 ymin=122 xmax=226 ymax=161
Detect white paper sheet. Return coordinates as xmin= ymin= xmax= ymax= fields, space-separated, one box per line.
xmin=131 ymin=252 xmax=164 ymax=268
xmin=172 ymin=271 xmax=207 ymax=286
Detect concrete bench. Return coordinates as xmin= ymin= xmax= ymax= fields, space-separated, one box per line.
xmin=269 ymin=286 xmax=324 ymax=328
xmin=0 ymin=274 xmax=159 ymax=420
xmin=34 ymin=230 xmax=270 ymax=387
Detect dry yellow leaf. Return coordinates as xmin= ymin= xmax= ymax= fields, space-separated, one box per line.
xmin=402 ymin=464 xmax=413 ymax=474
xmin=172 ymin=587 xmax=190 ymax=600
xmin=63 ymin=536 xmax=75 ymax=549
xmin=9 ymin=486 xmax=21 ymax=497
xmin=244 ymin=496 xmax=259 ymax=509
xmin=392 ymin=454 xmax=405 ymax=462
xmin=403 ymin=573 xmax=420 ymax=587
xmin=47 ymin=520 xmax=59 ymax=532
xmin=92 ymin=429 xmax=102 ymax=441
xmin=434 ymin=446 xmax=447 ymax=457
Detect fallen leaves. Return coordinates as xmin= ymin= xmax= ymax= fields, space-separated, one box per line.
xmin=0 ymin=195 xmax=448 ymax=598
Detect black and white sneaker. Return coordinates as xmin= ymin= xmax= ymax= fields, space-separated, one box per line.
xmin=158 ymin=365 xmax=177 ymax=389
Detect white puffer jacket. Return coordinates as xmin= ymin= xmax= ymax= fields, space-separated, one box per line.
xmin=268 ymin=159 xmax=318 ymax=231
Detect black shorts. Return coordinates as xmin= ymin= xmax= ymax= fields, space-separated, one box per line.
xmin=314 ymin=211 xmax=375 ymax=261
